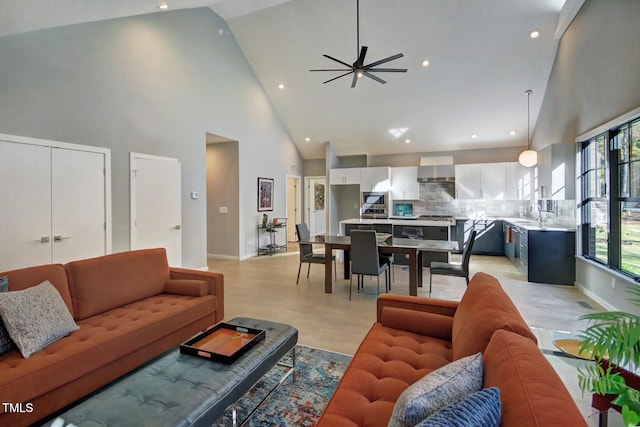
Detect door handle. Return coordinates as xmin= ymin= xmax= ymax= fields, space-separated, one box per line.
xmin=38 ymin=236 xmax=50 ymax=243
xmin=173 ymin=225 xmax=181 ymax=230
xmin=54 ymin=235 xmax=72 ymax=242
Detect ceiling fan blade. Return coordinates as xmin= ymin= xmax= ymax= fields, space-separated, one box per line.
xmin=322 ymin=70 xmax=355 ymax=84
xmin=310 ymin=68 xmax=353 ymax=72
xmin=322 ymin=54 xmax=355 ymax=69
xmin=363 ymin=53 xmax=404 ymax=69
xmin=354 ymin=45 xmax=368 ymax=68
xmin=366 ymin=68 xmax=408 ymax=73
xmin=363 ymin=71 xmax=386 ymax=85
xmin=351 ymin=73 xmax=359 ymax=88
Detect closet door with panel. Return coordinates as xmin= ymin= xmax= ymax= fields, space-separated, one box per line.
xmin=0 ymin=136 xmax=111 ymax=271
xmin=0 ymin=140 xmax=53 ymax=270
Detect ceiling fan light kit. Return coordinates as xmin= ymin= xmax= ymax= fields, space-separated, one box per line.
xmin=309 ymin=0 xmax=407 ymax=88
xmin=519 ymin=89 xmax=538 ymax=167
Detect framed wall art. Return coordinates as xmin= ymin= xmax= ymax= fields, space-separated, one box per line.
xmin=257 ymin=177 xmax=274 ymax=211
xmin=314 ymin=183 xmax=325 ymax=210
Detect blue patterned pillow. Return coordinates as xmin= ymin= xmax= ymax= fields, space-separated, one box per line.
xmin=416 ymin=387 xmax=501 ymax=427
xmin=388 ymin=353 xmax=483 ymax=427
xmin=0 ymin=276 xmax=17 ymax=355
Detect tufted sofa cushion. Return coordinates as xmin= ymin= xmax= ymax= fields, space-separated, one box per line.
xmin=0 ymin=292 xmax=216 ymax=407
xmin=1 ymin=264 xmax=73 ymax=316
xmin=483 ymin=329 xmax=586 ymax=426
xmin=318 ymin=323 xmax=453 ymax=426
xmin=451 ymin=272 xmax=537 ymax=360
xmin=66 ymin=248 xmax=171 ymax=320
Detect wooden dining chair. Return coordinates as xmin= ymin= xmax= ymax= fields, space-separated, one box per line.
xmin=429 ymin=229 xmax=477 ymax=292
xmin=349 ymin=230 xmax=389 ymax=300
xmin=295 ymin=223 xmax=336 ymax=284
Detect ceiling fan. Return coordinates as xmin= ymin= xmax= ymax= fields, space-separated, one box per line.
xmin=309 ymin=0 xmax=407 ymax=88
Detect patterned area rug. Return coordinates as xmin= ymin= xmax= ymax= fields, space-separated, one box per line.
xmin=215 ymin=345 xmax=351 ymax=426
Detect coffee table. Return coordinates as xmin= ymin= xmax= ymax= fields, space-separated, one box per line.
xmin=46 ymin=318 xmax=298 ymax=427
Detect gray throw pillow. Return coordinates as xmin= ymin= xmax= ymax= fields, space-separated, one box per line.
xmin=0 ymin=280 xmax=79 ymax=358
xmin=0 ymin=275 xmax=16 ymax=355
xmin=388 ymin=352 xmax=483 ymax=427
xmin=416 ymin=387 xmax=501 ymax=427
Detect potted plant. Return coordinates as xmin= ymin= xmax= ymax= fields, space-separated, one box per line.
xmin=578 ymin=286 xmax=640 ymax=427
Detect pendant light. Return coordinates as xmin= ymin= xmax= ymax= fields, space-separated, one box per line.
xmin=519 ymin=89 xmax=537 ymax=167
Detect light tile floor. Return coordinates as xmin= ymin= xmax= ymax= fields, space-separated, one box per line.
xmin=208 ymin=249 xmax=623 ymax=426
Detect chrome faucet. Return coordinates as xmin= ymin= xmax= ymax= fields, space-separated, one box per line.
xmin=537 ymin=205 xmax=544 ymax=227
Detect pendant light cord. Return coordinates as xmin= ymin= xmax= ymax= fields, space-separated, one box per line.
xmin=526 ymin=89 xmax=532 ymax=150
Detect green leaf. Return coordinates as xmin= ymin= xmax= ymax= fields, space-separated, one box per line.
xmin=620 ymin=405 xmax=640 ymax=427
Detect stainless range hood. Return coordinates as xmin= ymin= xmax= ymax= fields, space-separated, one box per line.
xmin=417 ymin=164 xmax=455 ymax=182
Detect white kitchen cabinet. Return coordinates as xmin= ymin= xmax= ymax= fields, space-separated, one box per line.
xmin=505 ymin=162 xmax=519 ymax=200
xmin=455 ymin=164 xmax=481 ymax=199
xmin=360 ymin=166 xmax=390 ymax=192
xmin=536 ymin=143 xmax=575 ymax=200
xmin=455 ymin=163 xmax=513 ymax=200
xmin=390 ymin=166 xmax=420 ymax=200
xmin=329 ymin=167 xmax=361 ymax=185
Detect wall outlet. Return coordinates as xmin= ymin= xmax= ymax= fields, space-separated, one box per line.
xmin=611 ymin=277 xmax=616 ymax=289
xmin=190 ymin=191 xmax=199 ymax=200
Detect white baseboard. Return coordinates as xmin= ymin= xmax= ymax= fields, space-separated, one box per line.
xmin=574 ymin=281 xmax=618 ymax=311
xmin=207 ymin=254 xmax=240 ymax=261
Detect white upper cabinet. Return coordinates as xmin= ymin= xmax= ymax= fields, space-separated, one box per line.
xmin=329 ymin=167 xmax=361 ymax=185
xmin=390 ymin=166 xmax=420 ymax=200
xmin=455 ymin=163 xmax=519 ymax=200
xmin=455 ymin=164 xmax=481 ymax=199
xmin=360 ymin=166 xmax=390 ymax=192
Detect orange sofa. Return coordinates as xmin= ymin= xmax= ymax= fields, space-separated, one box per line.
xmin=0 ymin=248 xmax=223 ymax=426
xmin=317 ymin=272 xmax=586 ymax=427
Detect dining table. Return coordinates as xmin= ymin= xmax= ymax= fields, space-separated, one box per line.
xmin=303 ymin=235 xmax=459 ymax=297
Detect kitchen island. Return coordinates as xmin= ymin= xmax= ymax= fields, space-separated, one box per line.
xmin=340 ymin=217 xmax=453 ymax=266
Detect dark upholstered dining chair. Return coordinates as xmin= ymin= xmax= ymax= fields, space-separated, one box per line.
xmin=349 ymin=224 xmax=394 ymax=283
xmin=295 ymin=223 xmax=336 ymax=284
xmin=429 ymin=229 xmax=477 ymax=292
xmin=349 ymin=230 xmax=389 ymax=300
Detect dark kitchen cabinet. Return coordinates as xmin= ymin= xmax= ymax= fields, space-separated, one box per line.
xmin=503 ymin=221 xmax=575 ymax=285
xmin=457 ymin=219 xmax=504 ymax=255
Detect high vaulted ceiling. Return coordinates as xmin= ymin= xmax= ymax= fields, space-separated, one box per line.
xmin=1 ymin=0 xmax=582 ymax=160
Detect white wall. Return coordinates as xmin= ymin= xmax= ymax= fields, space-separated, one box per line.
xmin=0 ymin=8 xmax=303 ymax=267
xmin=533 ymin=0 xmax=640 ymax=311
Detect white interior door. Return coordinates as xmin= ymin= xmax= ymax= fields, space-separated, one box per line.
xmin=0 ymin=140 xmax=52 ymax=270
xmin=306 ymin=176 xmax=327 ymax=236
xmin=131 ymin=153 xmax=182 ymax=267
xmin=51 ymin=148 xmax=107 ymax=264
xmin=286 ymin=176 xmax=301 ymax=241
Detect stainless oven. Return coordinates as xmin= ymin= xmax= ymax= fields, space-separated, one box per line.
xmin=361 ymin=192 xmax=388 ymax=219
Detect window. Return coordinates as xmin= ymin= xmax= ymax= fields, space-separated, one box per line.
xmin=579 ymin=117 xmax=640 ymax=280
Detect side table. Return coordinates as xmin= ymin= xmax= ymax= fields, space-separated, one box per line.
xmin=257 ymin=219 xmax=287 ymax=255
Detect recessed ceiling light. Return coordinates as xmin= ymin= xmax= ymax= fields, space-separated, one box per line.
xmin=404 ymin=139 xmax=411 ymax=144
xmin=421 ymin=59 xmax=430 ymax=67
xmin=278 ymin=83 xmax=285 ymax=90
xmin=530 ymin=30 xmax=540 ymax=39
xmin=509 ymin=130 xmax=517 ymax=136
xmin=305 ymin=137 xmax=311 ymax=142
xmin=471 ymin=133 xmax=478 ymax=139
xmin=158 ymin=2 xmax=169 ymax=10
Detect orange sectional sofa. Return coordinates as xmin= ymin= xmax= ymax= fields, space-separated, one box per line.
xmin=317 ymin=272 xmax=587 ymax=427
xmin=0 ymin=248 xmax=223 ymax=426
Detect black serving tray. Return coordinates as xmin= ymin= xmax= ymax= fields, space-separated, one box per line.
xmin=180 ymin=322 xmax=266 ymax=364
